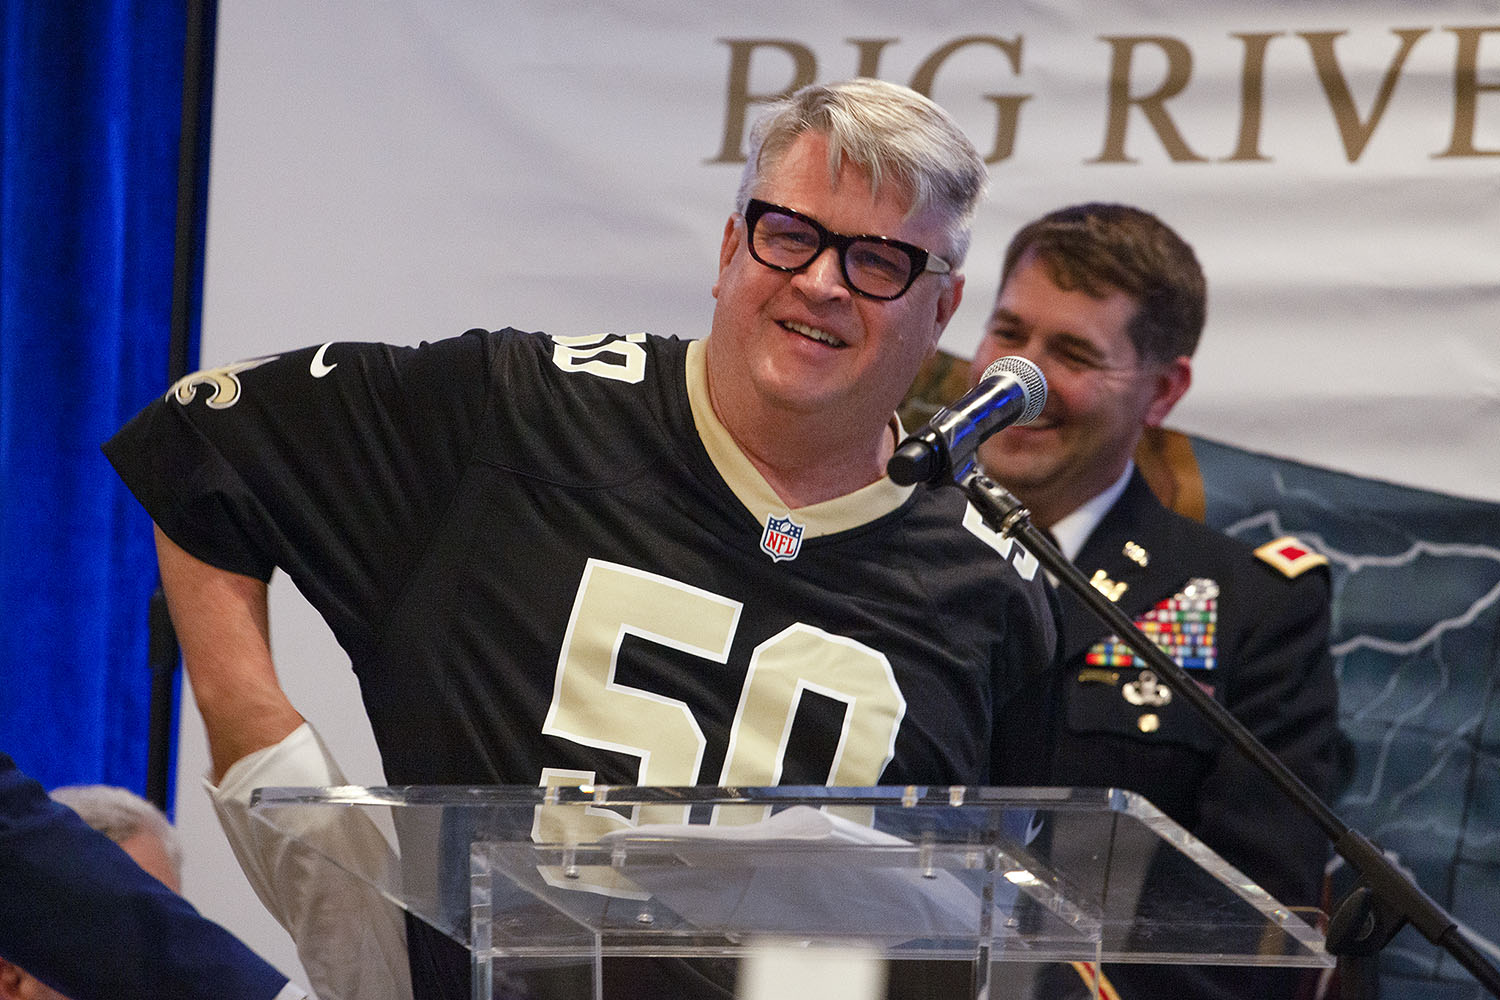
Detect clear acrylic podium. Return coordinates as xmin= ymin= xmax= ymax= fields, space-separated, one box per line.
xmin=249 ymin=784 xmax=1331 ymax=999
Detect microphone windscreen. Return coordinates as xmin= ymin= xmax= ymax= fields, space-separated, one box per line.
xmin=981 ymin=355 xmax=1046 ymax=424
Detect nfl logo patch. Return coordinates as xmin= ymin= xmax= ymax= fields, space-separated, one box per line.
xmin=760 ymin=513 xmax=805 ymax=562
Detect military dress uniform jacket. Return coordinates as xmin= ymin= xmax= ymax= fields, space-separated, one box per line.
xmin=998 ymin=470 xmax=1343 ymax=1000
xmin=0 ymin=754 xmax=297 ymax=1000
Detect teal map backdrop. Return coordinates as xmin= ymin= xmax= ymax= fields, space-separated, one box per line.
xmin=1196 ymin=436 xmax=1500 ymax=999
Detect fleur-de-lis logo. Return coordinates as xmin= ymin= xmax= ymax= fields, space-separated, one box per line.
xmin=167 ymin=356 xmax=278 ymax=410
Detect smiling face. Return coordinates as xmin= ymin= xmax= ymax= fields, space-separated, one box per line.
xmin=971 ymin=248 xmax=1190 ymax=528
xmin=706 ymin=131 xmax=963 ymax=469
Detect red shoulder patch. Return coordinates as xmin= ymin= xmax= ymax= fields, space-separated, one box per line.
xmin=1254 ymin=536 xmax=1328 ymax=578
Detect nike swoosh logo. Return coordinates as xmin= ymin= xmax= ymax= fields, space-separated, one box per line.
xmin=310 ymin=342 xmax=338 ymax=378
xmin=1024 ymin=812 xmax=1045 ymax=844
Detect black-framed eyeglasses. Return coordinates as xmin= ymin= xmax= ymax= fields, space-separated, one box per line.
xmin=742 ymin=198 xmax=952 ymax=301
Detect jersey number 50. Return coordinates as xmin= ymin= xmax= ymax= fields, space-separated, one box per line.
xmin=538 ymin=558 xmax=907 ymax=840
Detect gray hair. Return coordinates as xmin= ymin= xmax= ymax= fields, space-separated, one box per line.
xmin=736 ymin=78 xmax=988 ymax=267
xmin=48 ymin=784 xmax=184 ymax=881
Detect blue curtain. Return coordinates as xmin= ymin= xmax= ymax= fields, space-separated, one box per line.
xmin=0 ymin=2 xmax=201 ymax=799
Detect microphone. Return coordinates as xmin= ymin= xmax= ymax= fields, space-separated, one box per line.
xmin=887 ymin=355 xmax=1046 ymax=486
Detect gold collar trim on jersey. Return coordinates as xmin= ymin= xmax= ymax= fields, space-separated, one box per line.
xmin=684 ymin=340 xmax=912 ymax=538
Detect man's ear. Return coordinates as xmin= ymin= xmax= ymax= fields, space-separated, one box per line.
xmin=928 ymin=272 xmax=965 ymax=352
xmin=1144 ymin=355 xmax=1192 ymax=428
xmin=711 ymin=215 xmax=742 ymax=299
xmin=0 ymin=958 xmax=32 ymax=1000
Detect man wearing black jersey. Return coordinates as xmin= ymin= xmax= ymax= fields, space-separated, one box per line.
xmin=106 ymin=79 xmax=1058 ymax=998
xmin=975 ymin=203 xmax=1343 ymax=1000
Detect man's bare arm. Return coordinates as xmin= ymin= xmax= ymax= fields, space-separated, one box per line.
xmin=154 ymin=525 xmax=303 ymax=782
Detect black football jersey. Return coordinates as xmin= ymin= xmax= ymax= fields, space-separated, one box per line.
xmin=106 ymin=329 xmax=1056 ymax=795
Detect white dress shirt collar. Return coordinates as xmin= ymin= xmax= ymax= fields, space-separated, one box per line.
xmin=1047 ymin=461 xmax=1135 ymax=562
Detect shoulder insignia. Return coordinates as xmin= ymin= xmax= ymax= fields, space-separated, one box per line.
xmin=1254 ymin=536 xmax=1329 ymax=578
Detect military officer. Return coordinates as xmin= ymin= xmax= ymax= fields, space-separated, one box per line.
xmin=973 ymin=203 xmax=1344 ymax=1000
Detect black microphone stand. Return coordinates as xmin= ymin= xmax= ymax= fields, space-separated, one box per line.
xmin=958 ymin=470 xmax=1500 ymax=999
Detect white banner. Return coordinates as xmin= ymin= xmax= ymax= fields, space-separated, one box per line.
xmin=185 ymin=2 xmax=1500 ymax=983
xmin=203 ymin=1 xmax=1500 ymax=502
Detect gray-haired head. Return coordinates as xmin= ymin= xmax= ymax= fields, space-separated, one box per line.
xmin=48 ymin=784 xmax=184 ymax=883
xmin=736 ymin=78 xmax=988 ymax=267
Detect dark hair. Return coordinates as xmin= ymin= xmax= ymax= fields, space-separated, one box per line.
xmin=1001 ymin=203 xmax=1206 ymax=363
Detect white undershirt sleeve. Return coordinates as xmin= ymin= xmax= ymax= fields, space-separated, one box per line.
xmin=209 ymin=723 xmax=414 ymax=1000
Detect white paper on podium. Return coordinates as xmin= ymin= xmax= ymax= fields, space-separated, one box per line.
xmin=606 ymin=805 xmax=903 ymax=846
xmin=596 ymin=806 xmax=1002 ymax=941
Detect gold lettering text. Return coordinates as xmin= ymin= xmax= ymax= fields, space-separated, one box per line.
xmin=848 ymin=37 xmax=897 ymax=79
xmin=1436 ymin=25 xmax=1500 ymax=158
xmin=1301 ymin=28 xmax=1427 ymax=163
xmin=1225 ymin=32 xmax=1281 ymax=162
xmin=909 ymin=35 xmax=1030 ymax=163
xmin=1092 ymin=35 xmax=1207 ymax=164
xmin=710 ymin=39 xmax=816 ymax=164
